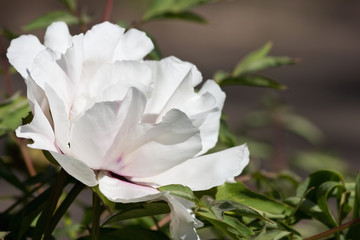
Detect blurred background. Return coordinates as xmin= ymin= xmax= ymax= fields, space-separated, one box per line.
xmin=0 ymin=0 xmax=359 ymax=172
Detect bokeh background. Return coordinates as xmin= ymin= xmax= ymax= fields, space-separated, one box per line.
xmin=1 ymin=0 xmax=359 ymax=172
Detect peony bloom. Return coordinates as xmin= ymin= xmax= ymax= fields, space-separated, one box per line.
xmin=7 ymin=22 xmax=249 ymax=239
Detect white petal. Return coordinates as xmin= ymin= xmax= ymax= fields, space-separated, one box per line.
xmin=25 ymin=77 xmax=52 ymax=124
xmin=133 ymin=144 xmax=250 ymax=191
xmin=30 ymin=48 xmax=72 ymax=153
xmin=121 ymin=109 xmax=202 ymax=178
xmin=6 ymin=35 xmax=45 ymax=78
xmin=83 ymin=21 xmax=125 ymax=63
xmin=16 ymin=101 xmax=56 ymax=152
xmin=155 ymin=64 xmax=207 ymax=122
xmin=44 ymin=21 xmax=72 ymax=54
xmin=50 ymin=151 xmax=98 ymax=186
xmin=154 ymin=74 xmax=224 ymax=155
xmin=87 ymin=61 xmax=152 ymax=104
xmin=101 ymin=88 xmax=147 ymax=170
xmin=31 ymin=49 xmax=70 ymax=105
xmin=162 ymin=194 xmax=202 ymax=240
xmin=70 ymin=101 xmax=126 ymax=169
xmin=195 ymin=80 xmax=226 ymax=154
xmin=98 ymin=171 xmax=161 ymax=203
xmin=57 ymin=34 xmax=84 ymax=105
xmin=44 ymin=84 xmax=71 ymax=154
xmin=113 ymin=28 xmax=154 ymax=61
xmin=143 ymin=56 xmax=198 ymax=116
xmin=16 ymin=77 xmax=56 ymax=151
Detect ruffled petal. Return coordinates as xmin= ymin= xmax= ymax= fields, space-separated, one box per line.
xmin=98 ymin=171 xmax=161 ymax=203
xmin=152 ymin=69 xmax=224 ymax=155
xmin=50 ymin=151 xmax=98 ymax=186
xmin=44 ymin=21 xmax=72 ymax=54
xmin=162 ymin=194 xmax=202 ymax=240
xmin=100 ymin=88 xmax=147 ymax=170
xmin=57 ymin=34 xmax=84 ymax=107
xmin=113 ymin=28 xmax=154 ymax=61
xmin=155 ymin=63 xmax=207 ymax=122
xmin=132 ymin=144 xmax=249 ymax=191
xmin=195 ymin=80 xmax=225 ymax=155
xmin=70 ymin=101 xmax=120 ymax=169
xmin=31 ymin=49 xmax=70 ymax=106
xmin=70 ymin=88 xmax=147 ymax=170
xmin=120 ymin=109 xmax=202 ymax=178
xmin=16 ymin=77 xmax=56 ymax=151
xmin=31 ymin=49 xmax=72 ymax=153
xmin=6 ymin=35 xmax=45 ymax=78
xmin=83 ymin=21 xmax=125 ymax=63
xmin=44 ymin=84 xmax=71 ymax=154
xmin=143 ymin=56 xmax=199 ymax=117
xmin=88 ymin=60 xmax=152 ymax=104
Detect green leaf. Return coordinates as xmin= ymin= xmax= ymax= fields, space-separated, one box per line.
xmin=292 ymin=151 xmax=348 ymax=173
xmin=143 ymin=0 xmax=212 ymax=21
xmin=116 ymin=20 xmax=129 ymax=28
xmin=214 ymin=200 xmax=271 ymax=223
xmin=316 ymin=181 xmax=346 ymax=227
xmin=353 ymin=173 xmax=360 ymax=219
xmin=23 ymin=10 xmax=79 ymax=31
xmin=288 ymin=171 xmax=346 ymax=228
xmin=145 ymin=34 xmax=162 ymax=60
xmin=197 ymin=207 xmax=254 ymax=239
xmin=91 ymin=185 xmax=116 ymax=212
xmin=216 ymin=182 xmax=293 ymax=217
xmin=146 ymin=11 xmax=207 ymax=23
xmin=233 ymin=42 xmax=272 ymax=76
xmin=219 ymin=75 xmax=287 ymax=90
xmin=0 ymin=94 xmax=30 ymax=136
xmin=45 ymin=182 xmax=84 ymax=236
xmin=42 ymin=150 xmax=61 ymax=166
xmin=0 ymin=27 xmax=19 ymax=40
xmin=213 ymin=70 xmax=228 ymax=84
xmin=6 ymin=187 xmax=52 ymax=239
xmin=286 ymin=197 xmax=334 ymax=229
xmin=0 ymin=157 xmax=27 ymax=193
xmin=79 ymin=226 xmax=170 ymax=240
xmin=346 ymin=172 xmax=360 ymax=239
xmin=0 ymin=232 xmax=10 ymax=238
xmin=252 ymin=229 xmax=300 ymax=240
xmin=283 ymin=114 xmax=324 ymax=145
xmin=103 ymin=202 xmax=170 ymax=226
xmin=233 ymin=56 xmax=297 ymax=77
xmin=159 ymin=184 xmax=198 ymax=203
xmin=58 ymin=0 xmax=77 ymax=12
xmin=32 ymin=169 xmax=69 ymax=239
xmin=218 ymin=116 xmax=237 ymax=147
xmin=232 ymin=42 xmax=297 ymax=77
xmin=296 ymin=170 xmax=344 ymax=201
xmin=199 ymin=195 xmax=270 ymax=222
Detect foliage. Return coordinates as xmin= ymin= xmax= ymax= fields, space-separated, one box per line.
xmin=0 ymin=0 xmax=357 ymax=239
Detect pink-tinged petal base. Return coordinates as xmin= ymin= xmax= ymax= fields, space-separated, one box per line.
xmin=98 ymin=171 xmax=162 ymax=203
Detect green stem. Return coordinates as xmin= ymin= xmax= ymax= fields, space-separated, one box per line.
xmin=32 ymin=168 xmax=68 ymax=240
xmin=91 ymin=191 xmax=101 ymax=240
xmin=44 ymin=181 xmax=85 ymax=238
xmin=304 ymin=217 xmax=360 ymax=240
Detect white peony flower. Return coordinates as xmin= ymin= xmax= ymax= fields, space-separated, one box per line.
xmin=7 ymin=21 xmax=249 ymax=240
